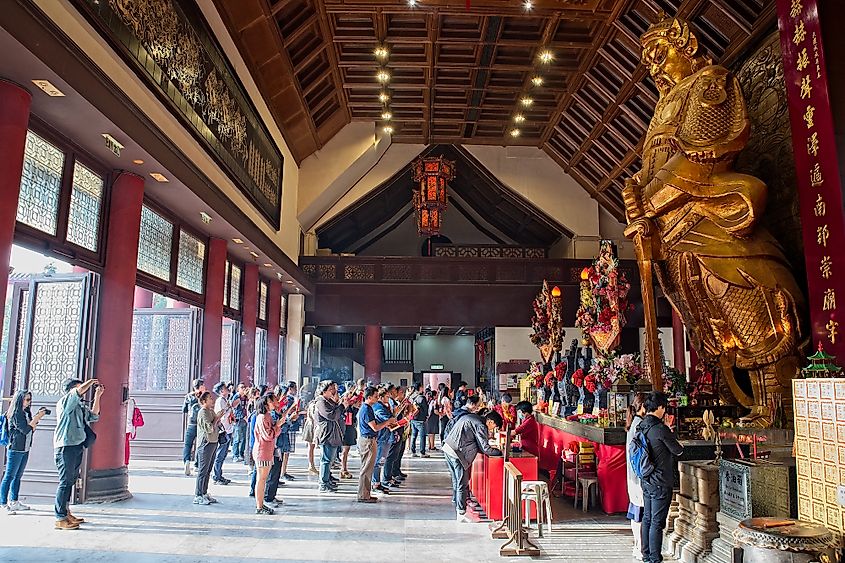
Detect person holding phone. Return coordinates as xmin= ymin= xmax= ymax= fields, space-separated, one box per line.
xmin=194 ymin=391 xmax=229 ymax=505
xmin=1 ymin=390 xmax=48 ymax=514
xmin=54 ymin=378 xmax=104 ymax=530
xmin=253 ymin=393 xmax=284 ymax=514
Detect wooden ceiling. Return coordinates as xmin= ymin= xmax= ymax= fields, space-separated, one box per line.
xmin=214 ymin=0 xmax=777 ymax=220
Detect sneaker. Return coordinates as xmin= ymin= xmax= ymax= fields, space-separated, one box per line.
xmin=421 ymin=453 xmax=430 ymax=458
xmin=256 ymin=506 xmax=275 ymax=515
xmin=318 ymin=487 xmax=335 ymax=494
xmin=412 ymin=453 xmax=420 ymax=457
xmin=193 ymin=495 xmax=211 ymax=505
xmin=55 ymin=518 xmax=79 ymax=530
xmin=357 ymin=497 xmax=379 ymax=503
xmin=398 ymin=472 xmax=408 ymax=479
xmin=9 ymin=501 xmax=30 ymax=511
xmin=213 ymin=478 xmax=231 ymax=485
xmin=66 ymin=513 xmax=85 ymax=524
xmin=283 ymin=473 xmax=296 ymax=481
xmin=308 ymin=466 xmax=319 ymax=475
xmin=204 ymin=494 xmax=218 ymax=504
xmin=184 ymin=462 xmax=192 ymax=476
xmin=456 ymin=511 xmax=472 ymax=523
xmin=374 ymin=485 xmax=390 ymax=495
xmin=340 ymin=471 xmax=353 ymax=479
xmin=2 ymin=504 xmax=16 ymax=515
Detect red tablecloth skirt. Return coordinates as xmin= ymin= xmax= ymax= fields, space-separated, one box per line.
xmin=537 ymin=422 xmax=629 ymax=514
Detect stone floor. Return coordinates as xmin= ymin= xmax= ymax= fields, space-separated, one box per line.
xmin=0 ymin=441 xmax=662 ymax=562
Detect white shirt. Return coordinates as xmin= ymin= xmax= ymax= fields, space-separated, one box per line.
xmin=215 ymin=396 xmax=234 ymax=434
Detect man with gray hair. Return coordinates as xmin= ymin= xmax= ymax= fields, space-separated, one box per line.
xmin=315 ymin=380 xmax=351 ymax=493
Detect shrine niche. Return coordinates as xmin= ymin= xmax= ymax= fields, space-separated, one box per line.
xmin=623 ymin=13 xmax=806 ymax=427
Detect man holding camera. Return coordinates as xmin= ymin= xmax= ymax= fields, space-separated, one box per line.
xmin=53 ymin=378 xmax=104 ymax=530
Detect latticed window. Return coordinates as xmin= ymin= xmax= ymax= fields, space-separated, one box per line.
xmin=176 ymin=230 xmax=206 ymax=293
xmin=17 ymin=131 xmax=64 ymax=236
xmin=230 ymin=264 xmax=242 ymax=310
xmin=67 ymin=162 xmax=104 ymax=251
xmin=280 ymin=295 xmax=287 ymax=335
xmin=254 ymin=327 xmax=267 ymax=386
xmin=258 ymin=280 xmax=268 ymax=321
xmin=223 ymin=261 xmax=231 ymax=308
xmin=137 ymin=206 xmax=174 ymax=280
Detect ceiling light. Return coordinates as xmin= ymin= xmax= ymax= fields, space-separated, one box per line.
xmin=383 ymin=125 xmax=394 ymax=134
xmin=286 ymin=280 xmax=294 ymax=284
xmin=132 ymin=159 xmax=144 ymax=165
xmin=510 ymin=128 xmax=521 ymax=137
xmin=374 ymin=46 xmax=389 ymax=59
xmin=520 ymin=96 xmax=534 ymax=107
xmin=539 ymin=51 xmax=554 ymax=64
xmin=250 ymin=251 xmax=259 ymax=258
xmin=523 ymin=0 xmax=533 ymax=10
xmin=408 ymin=0 xmax=417 ymax=6
xmin=276 ymin=273 xmax=283 ymax=280
xmin=381 ymin=111 xmax=392 ymax=120
xmin=200 ymin=211 xmax=212 ymax=224
xmin=376 ymin=70 xmax=390 ymax=83
xmin=233 ymin=238 xmax=243 ymax=244
xmin=513 ymin=114 xmax=526 ymax=123
xmin=263 ymin=263 xmax=272 ymax=267
xmin=149 ymin=172 xmax=169 ymax=183
xmin=531 ymin=76 xmax=544 ymax=87
xmin=31 ymin=79 xmax=65 ymax=97
xmin=378 ymin=92 xmax=390 ymax=103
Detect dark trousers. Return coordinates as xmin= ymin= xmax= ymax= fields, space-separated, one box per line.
xmin=395 ymin=434 xmax=408 ymax=473
xmin=232 ymin=420 xmax=247 ymax=459
xmin=265 ymin=456 xmax=282 ymax=501
xmin=444 ymin=454 xmax=469 ymax=512
xmin=194 ymin=438 xmax=217 ymax=497
xmin=383 ymin=438 xmax=402 ymax=484
xmin=212 ymin=432 xmax=231 ymax=481
xmin=54 ymin=444 xmax=84 ymax=519
xmin=641 ymin=484 xmax=673 ymax=563
xmin=183 ymin=424 xmax=198 ymax=463
xmin=439 ymin=416 xmax=449 ymax=443
xmin=410 ymin=421 xmax=426 ymax=454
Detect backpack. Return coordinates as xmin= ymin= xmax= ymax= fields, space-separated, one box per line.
xmin=443 ymin=408 xmax=470 ymax=438
xmin=0 ymin=414 xmax=9 ymax=447
xmin=628 ymin=426 xmax=655 ymax=480
xmin=189 ymin=400 xmax=201 ymax=425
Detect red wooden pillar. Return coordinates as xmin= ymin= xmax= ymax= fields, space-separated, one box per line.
xmin=671 ymin=309 xmax=687 ymax=376
xmin=240 ymin=264 xmax=258 ymax=385
xmin=200 ymin=238 xmax=227 ymax=388
xmin=88 ymin=171 xmax=144 ymax=502
xmin=364 ymin=325 xmax=382 ymax=384
xmin=0 ymin=80 xmax=31 ymax=334
xmin=266 ymin=280 xmax=282 ymax=388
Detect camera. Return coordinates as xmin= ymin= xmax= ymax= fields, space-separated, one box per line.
xmin=40 ymin=407 xmax=52 ymax=415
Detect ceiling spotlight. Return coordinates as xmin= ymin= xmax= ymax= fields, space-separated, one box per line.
xmin=539 ymin=50 xmax=554 ymax=64
xmin=263 ymin=263 xmax=272 ymax=268
xmin=31 ymin=79 xmax=65 ymax=97
xmin=510 ymin=128 xmax=521 ymax=137
xmin=286 ymin=280 xmax=294 ymax=284
xmin=531 ymin=76 xmax=544 ymax=87
xmin=408 ymin=0 xmax=417 ymax=6
xmin=383 ymin=125 xmax=394 ymax=134
xmin=374 ymin=46 xmax=389 ymax=59
xmin=233 ymin=238 xmax=243 ymax=244
xmin=520 ymin=96 xmax=534 ymax=107
xmin=523 ymin=0 xmax=532 ymax=10
xmin=149 ymin=172 xmax=169 ymax=183
xmin=250 ymin=251 xmax=259 ymax=258
xmin=376 ymin=70 xmax=390 ymax=83
xmin=132 ymin=159 xmax=144 ymax=165
xmin=381 ymin=111 xmax=392 ymax=120
xmin=513 ymin=114 xmax=526 ymax=123
xmin=378 ymin=92 xmax=390 ymax=103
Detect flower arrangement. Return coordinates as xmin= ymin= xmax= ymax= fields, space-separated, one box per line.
xmin=586 ymin=352 xmax=645 ymax=388
xmin=523 ymin=362 xmax=544 ymax=389
xmin=575 ymin=240 xmax=632 ymax=355
xmin=529 ymin=281 xmax=564 ymax=363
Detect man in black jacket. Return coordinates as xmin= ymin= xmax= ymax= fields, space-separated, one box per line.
xmin=637 ymin=392 xmax=683 ymax=563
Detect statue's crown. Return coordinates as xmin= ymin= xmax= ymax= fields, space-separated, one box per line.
xmin=640 ymin=10 xmax=700 ymax=60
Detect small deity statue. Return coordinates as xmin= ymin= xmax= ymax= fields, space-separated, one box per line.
xmin=623 ymin=13 xmax=805 ymax=426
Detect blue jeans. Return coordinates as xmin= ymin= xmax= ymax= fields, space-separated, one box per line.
xmin=54 ymin=444 xmax=84 ymax=519
xmin=183 ymin=424 xmax=197 ymax=463
xmin=0 ymin=450 xmax=29 ymax=504
xmin=372 ymin=441 xmax=388 ymax=485
xmin=641 ymin=484 xmax=673 ymax=563
xmin=249 ymin=465 xmax=257 ymax=496
xmin=212 ymin=432 xmax=231 ymax=481
xmin=410 ymin=421 xmax=426 ymax=454
xmin=232 ymin=421 xmax=247 ymax=459
xmin=444 ymin=454 xmax=469 ymax=512
xmin=320 ymin=445 xmax=339 ymax=488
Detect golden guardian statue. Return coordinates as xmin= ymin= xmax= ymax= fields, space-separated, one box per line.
xmin=623 ymin=13 xmax=805 ymax=426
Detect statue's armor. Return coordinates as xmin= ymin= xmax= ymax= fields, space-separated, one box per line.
xmin=637 ymin=65 xmax=804 ymax=420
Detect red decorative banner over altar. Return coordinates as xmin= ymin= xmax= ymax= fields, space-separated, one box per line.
xmin=777 ymin=0 xmax=845 ymax=357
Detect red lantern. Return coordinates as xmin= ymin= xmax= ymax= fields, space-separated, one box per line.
xmin=412 ymin=156 xmax=455 ymax=236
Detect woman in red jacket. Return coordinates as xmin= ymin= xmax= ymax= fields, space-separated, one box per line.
xmin=253 ymin=393 xmax=283 ymax=515
xmin=511 ymin=401 xmax=539 ymax=456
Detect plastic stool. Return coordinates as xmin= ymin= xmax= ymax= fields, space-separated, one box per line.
xmin=521 ymin=480 xmax=553 ymax=537
xmin=577 ymin=476 xmax=599 ymax=512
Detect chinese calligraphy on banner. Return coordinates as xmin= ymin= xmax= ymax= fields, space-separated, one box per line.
xmin=777 ymin=0 xmax=845 ymax=356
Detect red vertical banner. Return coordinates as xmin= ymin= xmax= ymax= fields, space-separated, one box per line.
xmin=777 ymin=0 xmax=845 ymax=357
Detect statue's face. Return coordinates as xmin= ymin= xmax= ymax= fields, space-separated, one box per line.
xmin=642 ymin=39 xmax=693 ymax=96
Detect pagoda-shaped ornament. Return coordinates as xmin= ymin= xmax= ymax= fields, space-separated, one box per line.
xmin=801 ymin=342 xmax=843 ymax=378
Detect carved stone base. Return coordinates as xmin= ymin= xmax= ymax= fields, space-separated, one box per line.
xmin=665 ymin=461 xmax=721 ymax=563
xmin=85 ymin=467 xmax=131 ymax=503
xmin=703 ymin=511 xmax=743 ymax=563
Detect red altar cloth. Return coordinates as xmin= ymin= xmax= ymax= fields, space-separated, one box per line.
xmin=470 ymin=453 xmax=538 ymax=520
xmin=537 ymin=422 xmax=629 ymax=514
